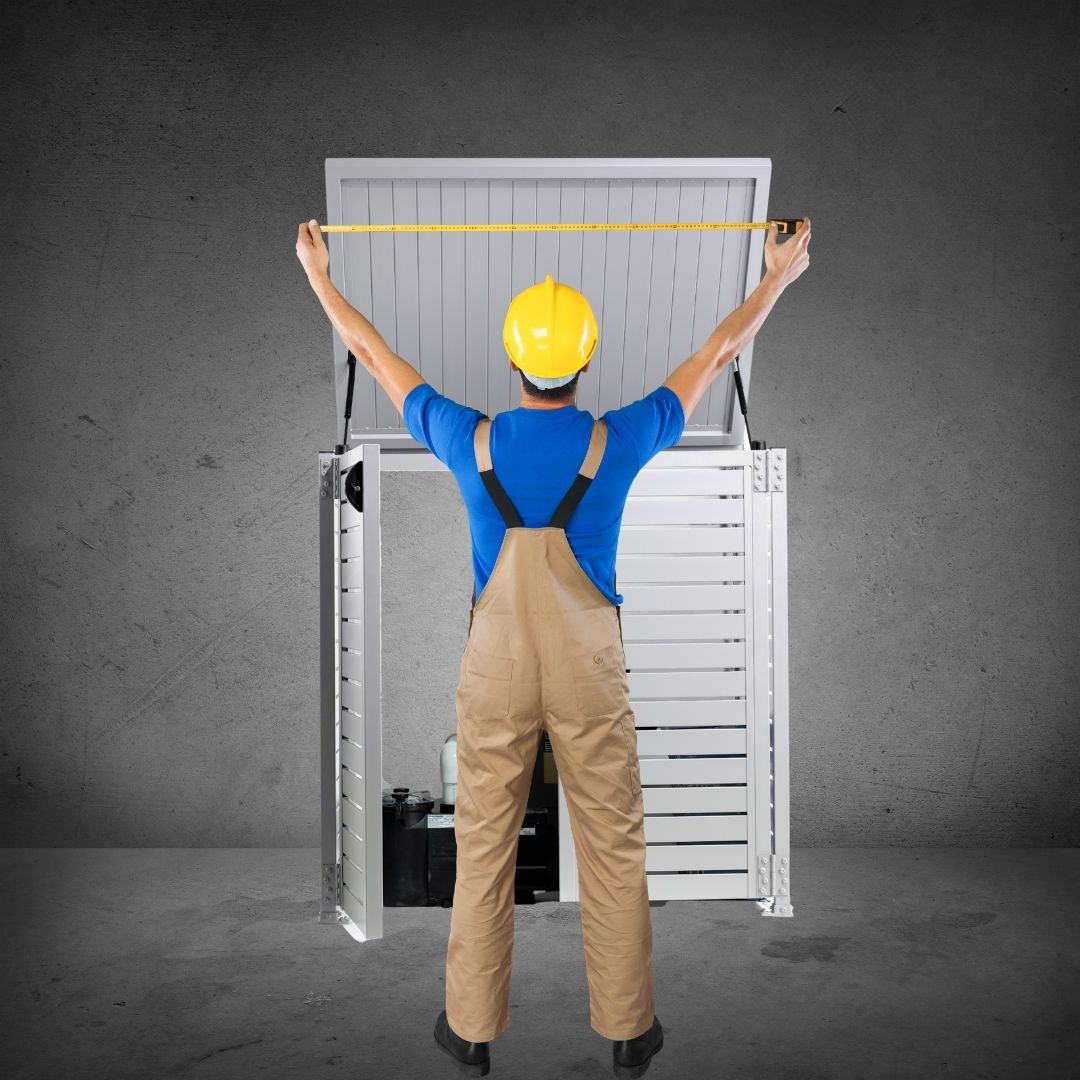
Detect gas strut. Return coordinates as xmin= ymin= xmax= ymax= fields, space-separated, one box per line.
xmin=335 ymin=350 xmax=359 ymax=456
xmin=731 ymin=354 xmax=766 ymax=451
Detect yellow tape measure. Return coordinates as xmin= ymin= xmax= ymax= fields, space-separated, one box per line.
xmin=320 ymin=219 xmax=806 ymax=235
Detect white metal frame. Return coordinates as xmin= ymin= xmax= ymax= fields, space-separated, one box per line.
xmin=320 ymin=442 xmax=793 ymax=938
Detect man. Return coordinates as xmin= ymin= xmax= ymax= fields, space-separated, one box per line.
xmin=297 ymin=216 xmax=811 ymax=1077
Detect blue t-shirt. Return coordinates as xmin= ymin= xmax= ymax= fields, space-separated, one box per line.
xmin=403 ymin=382 xmax=685 ymax=606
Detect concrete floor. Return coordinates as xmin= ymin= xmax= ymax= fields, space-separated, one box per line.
xmin=1 ymin=848 xmax=1076 ymax=1080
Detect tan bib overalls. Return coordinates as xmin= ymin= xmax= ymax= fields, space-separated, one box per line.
xmin=445 ymin=416 xmax=655 ymax=1044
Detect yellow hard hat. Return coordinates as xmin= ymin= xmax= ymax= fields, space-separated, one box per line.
xmin=503 ymin=274 xmax=598 ymax=386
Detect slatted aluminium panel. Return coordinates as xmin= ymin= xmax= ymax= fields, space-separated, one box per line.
xmin=556 ymin=447 xmax=769 ymax=903
xmin=319 ymin=442 xmax=384 ymax=943
xmin=324 ymin=158 xmax=772 ymax=448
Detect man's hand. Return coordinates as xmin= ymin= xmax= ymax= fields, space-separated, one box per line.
xmin=764 ymin=216 xmax=811 ymax=286
xmin=296 ymin=218 xmax=330 ymax=281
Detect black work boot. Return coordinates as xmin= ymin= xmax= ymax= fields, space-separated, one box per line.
xmin=612 ymin=1015 xmax=664 ymax=1078
xmin=433 ymin=1009 xmax=491 ymax=1076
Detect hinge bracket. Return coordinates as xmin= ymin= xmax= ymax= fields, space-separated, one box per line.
xmin=752 ymin=448 xmax=786 ymax=492
xmin=320 ymin=860 xmax=342 ymax=922
xmin=756 ymin=853 xmax=794 ymax=917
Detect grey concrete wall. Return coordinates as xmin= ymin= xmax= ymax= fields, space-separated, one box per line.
xmin=1 ymin=0 xmax=1075 ymax=846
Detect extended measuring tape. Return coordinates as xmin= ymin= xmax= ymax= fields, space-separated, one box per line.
xmin=320 ymin=218 xmax=806 ymax=234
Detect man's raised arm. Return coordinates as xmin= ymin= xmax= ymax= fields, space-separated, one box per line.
xmin=296 ymin=219 xmax=426 ymax=416
xmin=663 ymin=218 xmax=812 ymax=420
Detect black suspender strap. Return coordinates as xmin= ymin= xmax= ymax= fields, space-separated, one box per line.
xmin=546 ymin=418 xmax=608 ymax=528
xmin=472 ymin=418 xmax=524 ymax=528
xmin=546 ymin=474 xmax=593 ymax=529
xmin=471 ymin=416 xmax=609 ymax=531
xmin=480 ymin=470 xmax=524 ymax=527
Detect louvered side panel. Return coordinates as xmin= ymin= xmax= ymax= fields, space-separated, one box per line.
xmin=332 ymin=445 xmax=383 ymax=942
xmin=622 ymin=456 xmax=751 ymax=901
xmin=319 ymin=453 xmax=342 ymax=927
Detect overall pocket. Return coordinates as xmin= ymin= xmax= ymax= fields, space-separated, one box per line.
xmin=460 ymin=645 xmax=514 ymax=718
xmin=571 ymin=640 xmax=629 ymax=718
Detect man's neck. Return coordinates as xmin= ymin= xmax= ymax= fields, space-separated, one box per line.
xmin=518 ymin=396 xmax=577 ymax=410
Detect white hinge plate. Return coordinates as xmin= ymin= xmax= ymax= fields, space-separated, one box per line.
xmin=752 ymin=448 xmax=786 ymax=492
xmin=755 ymin=853 xmax=794 ymax=917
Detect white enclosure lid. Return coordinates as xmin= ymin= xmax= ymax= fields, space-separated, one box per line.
xmin=324 ymin=157 xmax=774 ymax=449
